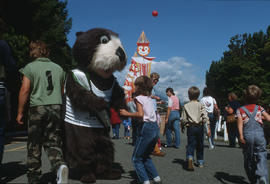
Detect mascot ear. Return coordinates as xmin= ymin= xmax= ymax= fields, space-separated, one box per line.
xmin=76 ymin=31 xmax=84 ymax=37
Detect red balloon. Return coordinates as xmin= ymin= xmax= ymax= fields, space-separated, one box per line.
xmin=152 ymin=10 xmax=158 ymax=17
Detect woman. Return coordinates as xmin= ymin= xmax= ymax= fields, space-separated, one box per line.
xmin=165 ymin=87 xmax=181 ymax=148
xmin=200 ymin=87 xmax=219 ymax=149
xmin=225 ymin=92 xmax=240 ymax=147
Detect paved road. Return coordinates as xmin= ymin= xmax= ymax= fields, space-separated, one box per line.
xmin=1 ymin=128 xmax=270 ymax=184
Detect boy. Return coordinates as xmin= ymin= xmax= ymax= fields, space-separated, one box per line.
xmin=237 ymin=85 xmax=270 ymax=184
xmin=181 ymin=86 xmax=210 ymax=171
xmin=16 ymin=41 xmax=68 ymax=184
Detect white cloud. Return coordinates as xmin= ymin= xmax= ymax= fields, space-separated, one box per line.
xmin=114 ymin=56 xmax=205 ymax=103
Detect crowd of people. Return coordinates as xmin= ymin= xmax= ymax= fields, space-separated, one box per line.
xmin=0 ymin=39 xmax=270 ymax=184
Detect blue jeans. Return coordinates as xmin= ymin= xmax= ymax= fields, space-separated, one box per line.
xmin=165 ymin=111 xmax=180 ymax=148
xmin=112 ymin=124 xmax=120 ymax=138
xmin=186 ymin=125 xmax=204 ymax=165
xmin=132 ymin=119 xmax=139 ymax=145
xmin=208 ymin=113 xmax=216 ymax=145
xmin=0 ymin=88 xmax=6 ymax=164
xmin=124 ymin=126 xmax=130 ymax=137
xmin=243 ymin=130 xmax=269 ymax=183
xmin=132 ymin=122 xmax=159 ymax=183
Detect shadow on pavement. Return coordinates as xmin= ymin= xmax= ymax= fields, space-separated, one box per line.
xmin=40 ymin=172 xmax=57 ymax=184
xmin=68 ymin=162 xmax=125 ymax=182
xmin=172 ymin=158 xmax=187 ymax=171
xmin=214 ymin=171 xmax=249 ymax=184
xmin=267 ymin=153 xmax=270 ymax=160
xmin=128 ymin=170 xmax=137 ymax=184
xmin=0 ymin=161 xmax=27 ymax=183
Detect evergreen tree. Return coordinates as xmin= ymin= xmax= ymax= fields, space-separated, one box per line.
xmin=206 ymin=26 xmax=270 ymax=108
xmin=0 ymin=0 xmax=72 ymax=69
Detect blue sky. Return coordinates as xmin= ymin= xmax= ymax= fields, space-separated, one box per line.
xmin=66 ymin=0 xmax=270 ymax=101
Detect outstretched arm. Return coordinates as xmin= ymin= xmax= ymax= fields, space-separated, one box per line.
xmin=65 ymin=72 xmax=107 ymax=112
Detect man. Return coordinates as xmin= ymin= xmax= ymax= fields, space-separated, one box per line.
xmin=0 ymin=39 xmax=17 ymax=166
xmin=150 ymin=72 xmax=166 ymax=157
xmin=16 ymin=41 xmax=68 ymax=184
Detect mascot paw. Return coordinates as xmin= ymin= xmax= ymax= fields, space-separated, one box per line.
xmin=96 ymin=169 xmax=122 ymax=180
xmin=80 ymin=172 xmax=96 ymax=183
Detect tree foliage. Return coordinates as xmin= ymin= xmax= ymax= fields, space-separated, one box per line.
xmin=0 ymin=0 xmax=73 ymax=69
xmin=206 ymin=26 xmax=270 ymax=108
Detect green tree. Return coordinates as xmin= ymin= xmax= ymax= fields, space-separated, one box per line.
xmin=0 ymin=0 xmax=73 ymax=69
xmin=206 ymin=26 xmax=270 ymax=109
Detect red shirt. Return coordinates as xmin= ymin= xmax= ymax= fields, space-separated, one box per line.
xmin=237 ymin=104 xmax=265 ymax=125
xmin=110 ymin=108 xmax=121 ymax=125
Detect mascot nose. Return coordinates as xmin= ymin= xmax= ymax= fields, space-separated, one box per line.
xmin=116 ymin=47 xmax=126 ymax=62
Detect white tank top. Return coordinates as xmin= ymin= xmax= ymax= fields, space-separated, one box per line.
xmin=64 ymin=69 xmax=114 ymax=128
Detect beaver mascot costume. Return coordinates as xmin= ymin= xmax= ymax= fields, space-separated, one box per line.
xmin=63 ymin=28 xmax=127 ymax=183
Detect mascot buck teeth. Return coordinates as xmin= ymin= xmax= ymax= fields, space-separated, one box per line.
xmin=63 ymin=28 xmax=127 ymax=183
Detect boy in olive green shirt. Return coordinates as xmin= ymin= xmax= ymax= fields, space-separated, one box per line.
xmin=16 ymin=41 xmax=68 ymax=184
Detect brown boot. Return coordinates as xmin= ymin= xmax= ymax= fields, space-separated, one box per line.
xmin=96 ymin=168 xmax=122 ymax=180
xmin=187 ymin=159 xmax=194 ymax=171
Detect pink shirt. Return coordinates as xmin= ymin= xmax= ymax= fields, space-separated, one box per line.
xmin=135 ymin=95 xmax=157 ymax=123
xmin=168 ymin=95 xmax=180 ymax=110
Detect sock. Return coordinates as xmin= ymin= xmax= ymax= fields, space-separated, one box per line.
xmin=153 ymin=176 xmax=161 ymax=182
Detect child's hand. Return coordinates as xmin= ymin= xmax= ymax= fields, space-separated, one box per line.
xmin=120 ymin=109 xmax=128 ymax=116
xmin=239 ymin=136 xmax=246 ymax=144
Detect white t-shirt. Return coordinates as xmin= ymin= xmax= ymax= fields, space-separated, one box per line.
xmin=200 ymin=96 xmax=216 ymax=113
xmin=135 ymin=95 xmax=157 ymax=123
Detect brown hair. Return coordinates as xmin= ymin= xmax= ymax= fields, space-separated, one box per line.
xmin=166 ymin=87 xmax=175 ymax=95
xmin=228 ymin=92 xmax=238 ymax=101
xmin=29 ymin=41 xmax=50 ymax=59
xmin=244 ymin=85 xmax=262 ymax=104
xmin=134 ymin=75 xmax=153 ymax=97
xmin=188 ymin=86 xmax=200 ymax=100
xmin=150 ymin=72 xmax=160 ymax=80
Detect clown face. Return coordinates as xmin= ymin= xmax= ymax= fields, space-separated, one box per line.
xmin=137 ymin=43 xmax=150 ymax=56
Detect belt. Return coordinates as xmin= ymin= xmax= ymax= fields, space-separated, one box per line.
xmin=187 ymin=122 xmax=203 ymax=127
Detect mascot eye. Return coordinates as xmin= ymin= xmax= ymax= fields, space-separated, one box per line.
xmin=100 ymin=35 xmax=109 ymax=44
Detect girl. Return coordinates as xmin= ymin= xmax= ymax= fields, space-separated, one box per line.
xmin=120 ymin=76 xmax=161 ymax=184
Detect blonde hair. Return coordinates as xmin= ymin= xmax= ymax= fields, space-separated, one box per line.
xmin=228 ymin=92 xmax=238 ymax=101
xmin=244 ymin=85 xmax=262 ymax=104
xmin=150 ymin=72 xmax=160 ymax=80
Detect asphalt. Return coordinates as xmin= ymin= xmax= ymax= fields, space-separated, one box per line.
xmin=1 ymin=126 xmax=270 ymax=184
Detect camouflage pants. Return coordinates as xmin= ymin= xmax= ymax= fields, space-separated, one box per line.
xmin=27 ymin=105 xmax=65 ymax=183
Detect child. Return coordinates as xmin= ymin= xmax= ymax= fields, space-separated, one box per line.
xmin=181 ymin=86 xmax=210 ymax=171
xmin=110 ymin=107 xmax=121 ymax=139
xmin=120 ymin=76 xmax=162 ymax=184
xmin=123 ymin=117 xmax=131 ymax=139
xmin=237 ymin=85 xmax=270 ymax=184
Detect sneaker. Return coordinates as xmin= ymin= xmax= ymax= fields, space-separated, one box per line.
xmin=187 ymin=159 xmax=194 ymax=171
xmin=209 ymin=145 xmax=214 ymax=150
xmin=198 ymin=164 xmax=204 ymax=168
xmin=153 ymin=176 xmax=162 ymax=184
xmin=57 ymin=164 xmax=69 ymax=184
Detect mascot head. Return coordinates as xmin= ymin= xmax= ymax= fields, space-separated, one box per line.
xmin=73 ymin=28 xmax=127 ymax=78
